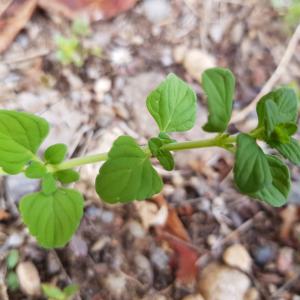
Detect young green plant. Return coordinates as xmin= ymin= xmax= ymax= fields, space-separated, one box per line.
xmin=0 ymin=67 xmax=299 ymax=248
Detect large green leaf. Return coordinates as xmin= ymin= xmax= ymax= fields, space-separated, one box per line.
xmin=256 ymin=88 xmax=298 ymax=129
xmin=250 ymin=155 xmax=290 ymax=207
xmin=146 ymin=73 xmax=197 ymax=132
xmin=202 ymin=67 xmax=235 ymax=132
xmin=274 ymin=138 xmax=300 ymax=165
xmin=20 ymin=188 xmax=83 ymax=248
xmin=96 ymin=136 xmax=163 ymax=203
xmin=0 ymin=110 xmax=49 ymax=174
xmin=234 ymin=134 xmax=272 ymax=193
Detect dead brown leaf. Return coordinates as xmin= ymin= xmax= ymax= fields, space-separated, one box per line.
xmin=38 ymin=0 xmax=137 ymax=21
xmin=0 ymin=0 xmax=37 ymax=53
xmin=0 ymin=209 xmax=10 ymax=221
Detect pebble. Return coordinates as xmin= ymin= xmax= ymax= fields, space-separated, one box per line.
xmin=276 ymin=247 xmax=294 ymax=274
xmin=223 ymin=244 xmax=252 ymax=272
xmin=110 ymin=48 xmax=132 ymax=66
xmin=69 ymin=235 xmax=88 ymax=257
xmin=183 ymin=49 xmax=216 ymax=81
xmin=253 ymin=245 xmax=276 ymax=267
xmin=94 ymin=77 xmax=112 ymax=98
xmin=128 ymin=220 xmax=146 ymax=238
xmin=104 ymin=272 xmax=127 ymax=297
xmin=47 ymin=252 xmax=60 ymax=275
xmin=16 ymin=261 xmax=41 ymax=296
xmin=134 ymin=254 xmax=153 ymax=285
xmin=150 ymin=247 xmax=170 ymax=271
xmin=6 ymin=233 xmax=24 ymax=248
xmin=198 ymin=263 xmax=251 ymax=300
xmin=244 ymin=288 xmax=260 ymax=300
xmin=143 ymin=0 xmax=172 ymax=23
xmin=182 ymin=294 xmax=205 ymax=300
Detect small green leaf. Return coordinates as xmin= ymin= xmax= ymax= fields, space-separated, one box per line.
xmin=234 ymin=134 xmax=272 ymax=193
xmin=257 ymin=88 xmax=298 ymax=129
xmin=202 ymin=67 xmax=235 ymax=133
xmin=0 ymin=110 xmax=49 ymax=174
xmin=63 ymin=284 xmax=79 ymax=297
xmin=55 ymin=169 xmax=80 ymax=184
xmin=148 ymin=138 xmax=174 ymax=171
xmin=42 ymin=284 xmax=65 ymax=300
xmin=20 ymin=188 xmax=84 ymax=248
xmin=6 ymin=271 xmax=19 ymax=291
xmin=250 ymin=155 xmax=290 ymax=207
xmin=42 ymin=173 xmax=57 ymax=195
xmin=96 ymin=136 xmax=163 ymax=203
xmin=274 ymin=138 xmax=300 ymax=165
xmin=44 ymin=143 xmax=68 ymax=164
xmin=146 ymin=73 xmax=197 ymax=132
xmin=271 ymin=123 xmax=297 ymax=144
xmin=6 ymin=250 xmax=19 ymax=270
xmin=25 ymin=161 xmax=47 ymax=179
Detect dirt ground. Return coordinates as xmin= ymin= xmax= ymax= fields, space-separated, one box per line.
xmin=0 ymin=0 xmax=300 ymax=299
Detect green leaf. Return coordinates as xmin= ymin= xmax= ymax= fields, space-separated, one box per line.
xmin=257 ymin=88 xmax=298 ymax=129
xmin=63 ymin=284 xmax=79 ymax=297
xmin=25 ymin=161 xmax=47 ymax=179
xmin=6 ymin=250 xmax=19 ymax=270
xmin=234 ymin=134 xmax=272 ymax=193
xmin=146 ymin=73 xmax=197 ymax=132
xmin=42 ymin=173 xmax=57 ymax=195
xmin=274 ymin=138 xmax=300 ymax=165
xmin=44 ymin=143 xmax=68 ymax=164
xmin=148 ymin=138 xmax=175 ymax=171
xmin=271 ymin=123 xmax=297 ymax=144
xmin=20 ymin=188 xmax=84 ymax=248
xmin=202 ymin=67 xmax=235 ymax=132
xmin=6 ymin=271 xmax=19 ymax=291
xmin=250 ymin=155 xmax=290 ymax=207
xmin=95 ymin=136 xmax=163 ymax=203
xmin=55 ymin=169 xmax=80 ymax=184
xmin=0 ymin=110 xmax=49 ymax=174
xmin=42 ymin=284 xmax=65 ymax=300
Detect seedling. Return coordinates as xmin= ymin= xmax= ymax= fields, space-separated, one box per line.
xmin=55 ymin=18 xmax=101 ymax=67
xmin=0 ymin=67 xmax=299 ymax=248
xmin=6 ymin=250 xmax=19 ymax=291
xmin=42 ymin=283 xmax=78 ymax=300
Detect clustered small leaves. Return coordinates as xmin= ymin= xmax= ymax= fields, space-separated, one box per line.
xmin=0 ymin=67 xmax=299 ymax=249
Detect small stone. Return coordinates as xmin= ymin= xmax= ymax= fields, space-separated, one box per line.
xmin=128 ymin=220 xmax=146 ymax=238
xmin=69 ymin=235 xmax=88 ymax=257
xmin=183 ymin=49 xmax=216 ymax=81
xmin=143 ymin=0 xmax=171 ymax=23
xmin=182 ymin=294 xmax=205 ymax=300
xmin=47 ymin=252 xmax=60 ymax=275
xmin=134 ymin=254 xmax=153 ymax=285
xmin=276 ymin=247 xmax=294 ymax=274
xmin=173 ymin=45 xmax=187 ymax=63
xmin=223 ymin=244 xmax=252 ymax=272
xmin=16 ymin=262 xmax=41 ymax=296
xmin=6 ymin=233 xmax=24 ymax=248
xmin=231 ymin=23 xmax=245 ymax=44
xmin=244 ymin=288 xmax=260 ymax=300
xmin=253 ymin=245 xmax=276 ymax=267
xmin=198 ymin=263 xmax=251 ymax=300
xmin=104 ymin=272 xmax=127 ymax=297
xmin=110 ymin=48 xmax=132 ymax=66
xmin=150 ymin=247 xmax=170 ymax=271
xmin=94 ymin=77 xmax=112 ymax=97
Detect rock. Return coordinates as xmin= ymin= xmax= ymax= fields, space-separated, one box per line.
xmin=183 ymin=49 xmax=216 ymax=81
xmin=128 ymin=220 xmax=146 ymax=238
xmin=94 ymin=77 xmax=112 ymax=100
xmin=143 ymin=0 xmax=172 ymax=23
xmin=134 ymin=254 xmax=153 ymax=285
xmin=16 ymin=262 xmax=41 ymax=296
xmin=69 ymin=235 xmax=88 ymax=257
xmin=47 ymin=252 xmax=60 ymax=275
xmin=276 ymin=247 xmax=294 ymax=274
xmin=223 ymin=244 xmax=252 ymax=272
xmin=198 ymin=263 xmax=251 ymax=300
xmin=104 ymin=272 xmax=127 ymax=297
xmin=173 ymin=45 xmax=187 ymax=63
xmin=150 ymin=247 xmax=170 ymax=271
xmin=244 ymin=288 xmax=260 ymax=300
xmin=6 ymin=233 xmax=24 ymax=248
xmin=253 ymin=245 xmax=276 ymax=267
xmin=182 ymin=294 xmax=205 ymax=300
xmin=110 ymin=48 xmax=132 ymax=66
